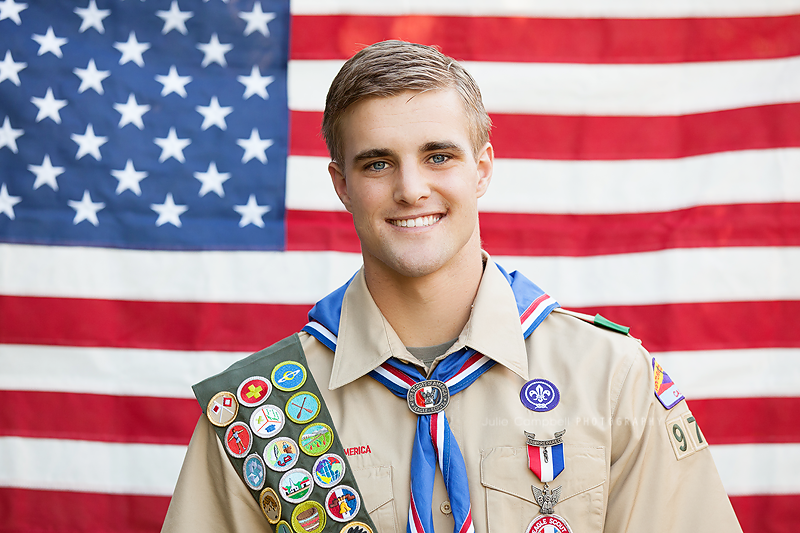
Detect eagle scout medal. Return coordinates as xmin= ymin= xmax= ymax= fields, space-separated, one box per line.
xmin=299 ymin=422 xmax=334 ymax=456
xmin=264 ymin=437 xmax=300 ymax=472
xmin=271 ymin=361 xmax=307 ymax=392
xmin=275 ymin=521 xmax=292 ymax=533
xmin=340 ymin=522 xmax=374 ymax=533
xmin=292 ymin=500 xmax=326 ymax=533
xmin=525 ymin=430 xmax=572 ymax=533
xmin=406 ymin=379 xmax=449 ymax=415
xmin=243 ymin=453 xmax=266 ymax=491
xmin=224 ymin=422 xmax=252 ymax=457
xmin=259 ymin=487 xmax=281 ymax=524
xmin=313 ymin=453 xmax=345 ymax=488
xmin=237 ymin=375 xmax=271 ymax=407
xmin=652 ymin=357 xmax=685 ymax=409
xmin=520 ymin=378 xmax=560 ymax=412
xmin=206 ymin=391 xmax=238 ymax=427
xmin=286 ymin=391 xmax=321 ymax=424
xmin=250 ymin=404 xmax=285 ymax=438
xmin=325 ymin=485 xmax=361 ymax=522
xmin=278 ymin=468 xmax=314 ymax=503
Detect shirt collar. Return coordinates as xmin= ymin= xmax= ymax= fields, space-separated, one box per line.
xmin=327 ymin=254 xmax=531 ymax=390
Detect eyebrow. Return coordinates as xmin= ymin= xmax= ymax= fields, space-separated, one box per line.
xmin=353 ymin=148 xmax=397 ymax=162
xmin=419 ymin=141 xmax=466 ymax=154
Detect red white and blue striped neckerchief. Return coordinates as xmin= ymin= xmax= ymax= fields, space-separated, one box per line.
xmin=302 ymin=263 xmax=558 ymax=533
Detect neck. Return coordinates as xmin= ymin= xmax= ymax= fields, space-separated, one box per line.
xmin=362 ymin=241 xmax=485 ymax=348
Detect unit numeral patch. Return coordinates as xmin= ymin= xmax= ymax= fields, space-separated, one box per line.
xmin=666 ymin=410 xmax=708 ymax=460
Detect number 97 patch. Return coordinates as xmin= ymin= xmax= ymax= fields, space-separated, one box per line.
xmin=666 ymin=410 xmax=709 ymax=460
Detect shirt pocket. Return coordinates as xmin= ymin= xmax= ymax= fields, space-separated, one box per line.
xmin=480 ymin=445 xmax=606 ymax=533
xmin=352 ymin=465 xmax=399 ymax=533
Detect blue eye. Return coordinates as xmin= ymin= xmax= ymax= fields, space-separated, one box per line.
xmin=370 ymin=161 xmax=387 ymax=171
xmin=430 ymin=154 xmax=448 ymax=164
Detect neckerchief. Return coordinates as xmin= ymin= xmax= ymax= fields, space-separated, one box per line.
xmin=303 ymin=263 xmax=558 ymax=533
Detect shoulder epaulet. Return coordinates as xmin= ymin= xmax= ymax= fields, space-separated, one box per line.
xmin=552 ymin=308 xmax=640 ymax=342
xmin=193 ymin=334 xmax=377 ymax=531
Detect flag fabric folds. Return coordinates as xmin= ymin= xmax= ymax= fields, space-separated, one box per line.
xmin=1 ymin=1 xmax=799 ymax=532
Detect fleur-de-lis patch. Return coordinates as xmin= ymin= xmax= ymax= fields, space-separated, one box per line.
xmin=520 ymin=378 xmax=560 ymax=412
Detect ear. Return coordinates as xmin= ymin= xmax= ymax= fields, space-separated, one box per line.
xmin=328 ymin=161 xmax=353 ymax=213
xmin=475 ymin=142 xmax=494 ymax=199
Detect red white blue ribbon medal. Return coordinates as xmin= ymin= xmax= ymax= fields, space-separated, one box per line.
xmin=525 ymin=430 xmax=573 ymax=533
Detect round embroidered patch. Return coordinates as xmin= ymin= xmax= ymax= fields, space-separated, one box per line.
xmin=313 ymin=453 xmax=345 ymax=488
xmin=271 ymin=361 xmax=307 ymax=392
xmin=237 ymin=376 xmax=272 ymax=407
xmin=263 ymin=437 xmax=300 ymax=472
xmin=278 ymin=468 xmax=314 ymax=503
xmin=242 ymin=453 xmax=266 ymax=491
xmin=407 ymin=380 xmax=450 ymax=415
xmin=224 ymin=422 xmax=252 ymax=458
xmin=275 ymin=520 xmax=292 ymax=533
xmin=259 ymin=487 xmax=281 ymax=524
xmin=206 ymin=391 xmax=238 ymax=427
xmin=325 ymin=485 xmax=360 ymax=523
xmin=520 ymin=378 xmax=560 ymax=412
xmin=250 ymin=404 xmax=285 ymax=439
xmin=286 ymin=391 xmax=321 ymax=424
xmin=299 ymin=423 xmax=334 ymax=456
xmin=525 ymin=513 xmax=574 ymax=533
xmin=292 ymin=500 xmax=326 ymax=533
xmin=340 ymin=522 xmax=374 ymax=533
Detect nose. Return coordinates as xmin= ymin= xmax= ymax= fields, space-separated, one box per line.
xmin=393 ymin=162 xmax=431 ymax=205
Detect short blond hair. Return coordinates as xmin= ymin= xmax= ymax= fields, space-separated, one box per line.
xmin=322 ymin=40 xmax=492 ymax=164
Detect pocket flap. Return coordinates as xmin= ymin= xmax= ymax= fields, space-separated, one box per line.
xmin=352 ymin=465 xmax=394 ymax=513
xmin=481 ymin=445 xmax=605 ymax=504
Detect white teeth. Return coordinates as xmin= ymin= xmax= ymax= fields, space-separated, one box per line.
xmin=390 ymin=215 xmax=441 ymax=228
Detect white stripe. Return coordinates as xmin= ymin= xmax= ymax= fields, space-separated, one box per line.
xmin=435 ymin=411 xmax=446 ymax=466
xmin=374 ymin=366 xmax=412 ymax=391
xmin=521 ymin=297 xmax=558 ymax=332
xmin=288 ymin=58 xmax=800 ymax=115
xmin=305 ymin=321 xmax=338 ymax=346
xmin=712 ymin=443 xmax=800 ymax=496
xmin=0 ymin=437 xmax=185 ymax=496
xmin=291 ymin=0 xmax=800 ymax=17
xmin=445 ymin=355 xmax=493 ymax=388
xmin=0 ymin=344 xmax=244 ymax=399
xmin=539 ymin=446 xmax=555 ymax=482
xmin=653 ymin=349 xmax=800 ymax=400
xmin=5 ymin=245 xmax=800 ymax=307
xmin=287 ymin=149 xmax=800 ymax=215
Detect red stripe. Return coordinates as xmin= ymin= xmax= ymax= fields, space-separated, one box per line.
xmin=690 ymin=397 xmax=800 ymax=445
xmin=381 ymin=363 xmax=417 ymax=387
xmin=409 ymin=491 xmax=425 ymax=533
xmin=290 ymin=104 xmax=800 ymax=160
xmin=287 ymin=204 xmax=800 ymax=257
xmin=0 ymin=487 xmax=169 ymax=533
xmin=458 ymin=510 xmax=473 ymax=533
xmin=3 ymin=296 xmax=799 ymax=354
xmin=430 ymin=413 xmax=440 ymax=457
xmin=290 ymin=15 xmax=800 ymax=64
xmin=520 ymin=294 xmax=549 ymax=323
xmin=0 ymin=390 xmax=199 ymax=445
xmin=455 ymin=353 xmax=487 ymax=376
xmin=730 ymin=494 xmax=800 ymax=533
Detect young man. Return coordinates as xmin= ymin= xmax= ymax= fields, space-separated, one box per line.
xmin=163 ymin=41 xmax=742 ymax=533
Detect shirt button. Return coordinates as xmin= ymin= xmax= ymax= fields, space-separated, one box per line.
xmin=440 ymin=501 xmax=452 ymax=515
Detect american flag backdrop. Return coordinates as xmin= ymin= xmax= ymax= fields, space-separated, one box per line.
xmin=1 ymin=0 xmax=799 ymax=531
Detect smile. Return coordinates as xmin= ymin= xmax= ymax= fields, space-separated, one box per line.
xmin=388 ymin=214 xmax=442 ymax=228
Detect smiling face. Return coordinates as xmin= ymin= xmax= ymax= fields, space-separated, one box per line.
xmin=329 ymin=89 xmax=493 ymax=281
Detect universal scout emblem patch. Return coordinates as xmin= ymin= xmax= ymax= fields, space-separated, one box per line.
xmin=193 ymin=335 xmax=377 ymax=532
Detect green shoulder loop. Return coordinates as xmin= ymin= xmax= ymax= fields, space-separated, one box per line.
xmin=193 ymin=334 xmax=377 ymax=532
xmin=552 ymin=308 xmax=637 ymax=340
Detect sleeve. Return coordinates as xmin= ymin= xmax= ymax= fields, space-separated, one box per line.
xmin=161 ymin=416 xmax=272 ymax=533
xmin=604 ymin=345 xmax=743 ymax=532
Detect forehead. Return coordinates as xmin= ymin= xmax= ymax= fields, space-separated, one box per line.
xmin=338 ymin=89 xmax=472 ymax=160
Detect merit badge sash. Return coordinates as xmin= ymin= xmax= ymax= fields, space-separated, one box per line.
xmin=193 ymin=335 xmax=377 ymax=533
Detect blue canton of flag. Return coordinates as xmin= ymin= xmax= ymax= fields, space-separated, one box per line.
xmin=0 ymin=0 xmax=289 ymax=250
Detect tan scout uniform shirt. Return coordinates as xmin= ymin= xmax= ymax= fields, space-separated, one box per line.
xmin=163 ymin=259 xmax=742 ymax=533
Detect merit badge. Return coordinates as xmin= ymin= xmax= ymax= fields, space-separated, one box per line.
xmin=313 ymin=453 xmax=346 ymax=488
xmin=271 ymin=361 xmax=307 ymax=392
xmin=525 ymin=513 xmax=574 ymax=533
xmin=224 ymin=422 xmax=252 ymax=458
xmin=520 ymin=378 xmax=560 ymax=412
xmin=407 ymin=380 xmax=450 ymax=415
xmin=340 ymin=523 xmax=374 ymax=533
xmin=237 ymin=376 xmax=272 ymax=407
xmin=278 ymin=468 xmax=314 ymax=504
xmin=653 ymin=357 xmax=685 ymax=410
xmin=206 ymin=391 xmax=238 ymax=427
xmin=275 ymin=521 xmax=292 ymax=533
xmin=264 ymin=437 xmax=300 ymax=472
xmin=250 ymin=404 xmax=285 ymax=439
xmin=299 ymin=423 xmax=334 ymax=456
xmin=325 ymin=485 xmax=360 ymax=522
xmin=243 ymin=453 xmax=266 ymax=491
xmin=259 ymin=487 xmax=281 ymax=524
xmin=286 ymin=391 xmax=321 ymax=424
xmin=292 ymin=500 xmax=327 ymax=533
